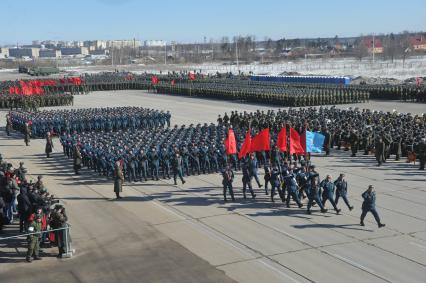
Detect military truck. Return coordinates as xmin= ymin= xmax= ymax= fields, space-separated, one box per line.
xmin=27 ymin=67 xmax=60 ymax=76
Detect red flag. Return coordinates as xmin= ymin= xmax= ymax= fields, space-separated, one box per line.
xmin=250 ymin=128 xmax=270 ymax=152
xmin=277 ymin=127 xmax=287 ymax=152
xmin=224 ymin=128 xmax=237 ymax=155
xmin=189 ymin=72 xmax=196 ymax=80
xmin=151 ymin=76 xmax=159 ymax=85
xmin=238 ymin=128 xmax=251 ymax=159
xmin=171 ymin=79 xmax=175 ymax=86
xmin=15 ymin=87 xmax=21 ymax=95
xmin=289 ymin=128 xmax=305 ymax=155
xmin=301 ymin=128 xmax=306 ymax=154
xmin=9 ymin=87 xmax=15 ymax=94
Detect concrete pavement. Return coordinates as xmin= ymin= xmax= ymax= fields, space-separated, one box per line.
xmin=0 ymin=90 xmax=425 ymax=283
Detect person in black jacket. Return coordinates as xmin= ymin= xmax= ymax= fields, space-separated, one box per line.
xmin=0 ymin=196 xmax=5 ymax=232
xmin=17 ymin=187 xmax=33 ymax=233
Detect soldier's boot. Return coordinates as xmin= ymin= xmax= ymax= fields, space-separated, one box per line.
xmin=321 ymin=208 xmax=328 ymax=213
xmin=378 ymin=223 xmax=386 ymax=228
xmin=26 ymin=257 xmax=32 ymax=262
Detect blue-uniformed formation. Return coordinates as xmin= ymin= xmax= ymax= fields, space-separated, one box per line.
xmin=8 ymin=107 xmax=171 ymax=138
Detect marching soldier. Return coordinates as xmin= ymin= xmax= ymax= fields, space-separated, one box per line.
xmin=360 ymin=185 xmax=385 ymax=228
xmin=222 ymin=165 xmax=235 ymax=202
xmin=334 ymin=174 xmax=354 ymax=211
xmin=321 ymin=175 xmax=341 ymax=214
xmin=172 ymin=152 xmax=186 ymax=185
xmin=242 ymin=163 xmax=256 ymax=199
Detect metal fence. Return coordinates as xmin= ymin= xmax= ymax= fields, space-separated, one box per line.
xmin=0 ymin=224 xmax=74 ymax=258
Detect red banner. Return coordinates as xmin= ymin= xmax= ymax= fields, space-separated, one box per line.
xmin=151 ymin=76 xmax=159 ymax=85
xmin=250 ymin=128 xmax=270 ymax=152
xmin=289 ymin=128 xmax=305 ymax=155
xmin=277 ymin=127 xmax=287 ymax=152
xmin=224 ymin=128 xmax=237 ymax=155
xmin=238 ymin=128 xmax=251 ymax=159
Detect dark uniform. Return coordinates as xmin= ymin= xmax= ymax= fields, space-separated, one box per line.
xmin=334 ymin=174 xmax=354 ymax=211
xmin=26 ymin=215 xmax=42 ymax=262
xmin=222 ymin=166 xmax=235 ymax=202
xmin=360 ymin=185 xmax=385 ymax=228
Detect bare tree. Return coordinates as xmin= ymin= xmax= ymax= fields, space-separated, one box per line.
xmin=354 ymin=36 xmax=368 ymax=61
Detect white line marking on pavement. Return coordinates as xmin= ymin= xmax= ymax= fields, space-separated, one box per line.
xmin=410 ymin=242 xmax=426 ymax=251
xmin=331 ymin=253 xmax=376 ymax=274
xmin=330 ymin=253 xmax=391 ymax=282
xmin=259 ymin=259 xmax=303 ymax=283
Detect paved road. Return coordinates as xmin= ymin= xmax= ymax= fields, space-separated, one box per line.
xmin=0 ymin=91 xmax=425 ymax=283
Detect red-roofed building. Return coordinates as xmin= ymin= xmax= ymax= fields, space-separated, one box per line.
xmin=363 ymin=38 xmax=384 ymax=54
xmin=409 ymin=35 xmax=426 ymax=52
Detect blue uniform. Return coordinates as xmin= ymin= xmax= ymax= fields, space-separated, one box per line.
xmin=361 ymin=190 xmax=384 ymax=227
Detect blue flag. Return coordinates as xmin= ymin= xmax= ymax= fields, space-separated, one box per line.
xmin=306 ymin=131 xmax=325 ymax=153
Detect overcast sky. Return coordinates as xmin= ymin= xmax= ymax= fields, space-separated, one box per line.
xmin=1 ymin=0 xmax=425 ymax=45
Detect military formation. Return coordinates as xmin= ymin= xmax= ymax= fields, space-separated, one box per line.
xmin=0 ymin=93 xmax=73 ymax=110
xmin=155 ymin=80 xmax=370 ymax=106
xmin=216 ymin=107 xmax=426 ymax=168
xmin=8 ymin=107 xmax=171 ymax=138
xmin=1 ymin=72 xmax=425 ymax=111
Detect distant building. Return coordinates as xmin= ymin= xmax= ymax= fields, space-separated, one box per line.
xmin=39 ymin=49 xmax=61 ymax=58
xmin=60 ymin=47 xmax=89 ymax=56
xmin=0 ymin=47 xmax=9 ymax=57
xmin=9 ymin=47 xmax=40 ymax=58
xmin=409 ymin=35 xmax=426 ymax=52
xmin=84 ymin=40 xmax=107 ymax=51
xmin=107 ymin=39 xmax=141 ymax=49
xmin=363 ymin=38 xmax=384 ymax=54
xmin=144 ymin=40 xmax=166 ymax=47
xmin=89 ymin=49 xmax=108 ymax=55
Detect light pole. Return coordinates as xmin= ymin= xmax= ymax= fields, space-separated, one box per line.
xmin=372 ymin=34 xmax=375 ymax=63
xmin=235 ymin=37 xmax=239 ymax=72
xmin=164 ymin=41 xmax=167 ymax=65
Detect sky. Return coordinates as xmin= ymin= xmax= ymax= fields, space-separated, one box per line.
xmin=0 ymin=0 xmax=425 ymax=45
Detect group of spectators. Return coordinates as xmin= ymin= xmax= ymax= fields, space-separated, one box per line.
xmin=0 ymin=154 xmax=69 ymax=262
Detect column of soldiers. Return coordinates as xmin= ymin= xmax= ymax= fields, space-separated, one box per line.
xmin=59 ymin=124 xmax=230 ymax=182
xmin=53 ymin=117 xmax=389 ymax=227
xmin=220 ymin=108 xmax=426 ymax=169
xmin=155 ymin=81 xmax=369 ymax=107
xmin=8 ymin=107 xmax=171 ymax=138
xmin=51 ymin=106 xmax=425 ymax=186
xmin=0 ymin=94 xmax=73 ymax=110
xmin=247 ymin=80 xmax=426 ymax=102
